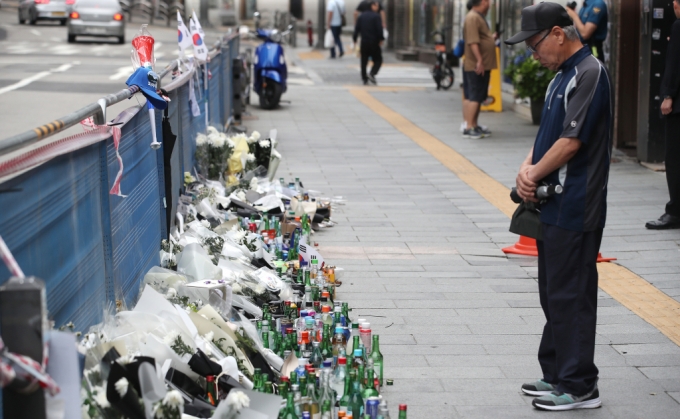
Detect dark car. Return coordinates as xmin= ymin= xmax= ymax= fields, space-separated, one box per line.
xmin=18 ymin=0 xmax=73 ymax=25
xmin=67 ymin=0 xmax=125 ymax=44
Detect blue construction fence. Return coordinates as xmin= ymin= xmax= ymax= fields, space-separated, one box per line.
xmin=0 ymin=34 xmax=241 ymax=334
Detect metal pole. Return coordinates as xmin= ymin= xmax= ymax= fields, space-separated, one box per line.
xmin=316 ymin=0 xmax=325 ymax=49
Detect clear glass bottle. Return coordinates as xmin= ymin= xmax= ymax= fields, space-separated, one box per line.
xmin=305 ymin=379 xmax=320 ymax=419
xmin=310 ymin=341 xmax=323 ymax=369
xmin=331 ymin=356 xmax=347 ymax=400
xmin=332 ymin=327 xmax=347 ymax=357
xmin=291 ymin=384 xmax=303 ymax=417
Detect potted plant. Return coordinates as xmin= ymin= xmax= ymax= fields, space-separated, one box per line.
xmin=504 ymin=51 xmax=557 ymax=125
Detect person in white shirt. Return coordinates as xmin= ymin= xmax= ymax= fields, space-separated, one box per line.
xmin=327 ymin=0 xmax=346 ymax=58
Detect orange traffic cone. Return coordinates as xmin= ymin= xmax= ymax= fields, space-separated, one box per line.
xmin=502 ymin=236 xmax=617 ymax=263
xmin=502 ymin=236 xmax=538 ymax=256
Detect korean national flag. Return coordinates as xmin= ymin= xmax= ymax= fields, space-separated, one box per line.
xmin=189 ymin=12 xmax=208 ymax=62
xmin=177 ymin=11 xmax=193 ymax=56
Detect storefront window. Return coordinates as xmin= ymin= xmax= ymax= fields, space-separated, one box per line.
xmin=415 ymin=0 xmax=451 ymax=46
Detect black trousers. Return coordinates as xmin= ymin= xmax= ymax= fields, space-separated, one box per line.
xmin=537 ymin=223 xmax=603 ymax=397
xmin=665 ymin=113 xmax=680 ymax=217
xmin=360 ymin=42 xmax=382 ymax=82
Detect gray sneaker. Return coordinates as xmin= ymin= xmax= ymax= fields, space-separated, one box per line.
xmin=532 ymin=388 xmax=601 ymax=411
xmin=476 ymin=126 xmax=492 ymax=137
xmin=463 ymin=128 xmax=482 ymax=139
xmin=521 ymin=379 xmax=556 ymax=396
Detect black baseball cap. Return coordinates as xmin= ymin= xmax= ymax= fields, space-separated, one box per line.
xmin=504 ymin=2 xmax=573 ymax=45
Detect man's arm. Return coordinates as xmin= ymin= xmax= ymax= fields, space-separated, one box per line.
xmin=661 ymin=21 xmax=680 ymax=115
xmin=528 ymin=138 xmax=582 ymax=183
xmin=375 ymin=14 xmax=385 ymax=44
xmin=469 ymin=43 xmax=484 ymax=75
xmin=516 ymin=148 xmax=537 ymax=201
xmin=353 ymin=16 xmax=361 ymax=43
xmin=566 ymin=8 xmax=597 ymax=40
xmin=327 ymin=11 xmax=333 ymax=28
xmin=380 ymin=10 xmax=386 ymax=28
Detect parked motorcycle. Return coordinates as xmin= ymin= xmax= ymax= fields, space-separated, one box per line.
xmin=251 ymin=13 xmax=293 ymax=110
xmin=431 ymin=26 xmax=454 ymax=90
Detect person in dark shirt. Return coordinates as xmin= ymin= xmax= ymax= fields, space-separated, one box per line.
xmin=353 ymin=1 xmax=384 ymax=85
xmin=505 ymin=2 xmax=612 ymax=411
xmin=646 ymin=0 xmax=680 ymax=229
xmin=354 ymin=0 xmax=385 ymax=28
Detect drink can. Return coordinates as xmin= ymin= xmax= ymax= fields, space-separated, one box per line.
xmin=366 ymin=397 xmax=380 ymax=419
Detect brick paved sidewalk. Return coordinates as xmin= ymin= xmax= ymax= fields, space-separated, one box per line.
xmin=244 ymin=46 xmax=680 ymax=418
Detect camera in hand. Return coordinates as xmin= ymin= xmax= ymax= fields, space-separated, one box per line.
xmin=510 ymin=184 xmax=563 ymax=204
xmin=566 ymin=1 xmax=577 ymax=10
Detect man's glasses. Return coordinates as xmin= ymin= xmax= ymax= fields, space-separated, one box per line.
xmin=526 ymin=31 xmax=550 ymax=54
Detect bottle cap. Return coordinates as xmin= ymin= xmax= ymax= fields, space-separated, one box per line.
xmin=322 ymin=291 xmax=330 ymax=298
xmin=338 ymin=357 xmax=347 ymax=365
xmin=311 ymin=259 xmax=318 ymax=265
xmin=322 ymin=306 xmax=331 ymax=313
xmin=361 ymin=322 xmax=370 ymax=329
xmin=286 ymin=328 xmax=294 ymax=334
xmin=312 ymin=341 xmax=320 ymax=347
xmin=323 ymin=360 xmax=332 ymax=368
xmin=291 ymin=384 xmax=299 ymax=390
xmin=301 ymin=331 xmax=310 ymax=342
xmin=298 ymin=358 xmax=306 ymax=367
xmin=354 ymin=349 xmax=362 ymax=357
xmin=335 ymin=326 xmax=344 ymax=334
xmin=300 ymin=310 xmax=308 ymax=317
xmin=352 ymin=323 xmax=359 ymax=329
xmin=305 ymin=318 xmax=314 ymax=326
xmin=399 ymin=404 xmax=407 ymax=411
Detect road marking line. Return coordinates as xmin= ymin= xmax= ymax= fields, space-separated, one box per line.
xmin=51 ymin=63 xmax=72 ymax=72
xmin=31 ymin=29 xmax=41 ymax=36
xmin=349 ymin=88 xmax=680 ymax=347
xmin=109 ymin=66 xmax=133 ymax=80
xmin=0 ymin=72 xmax=52 ymax=95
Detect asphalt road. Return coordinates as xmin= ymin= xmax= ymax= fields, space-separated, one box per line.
xmin=0 ymin=7 xmax=226 ymax=141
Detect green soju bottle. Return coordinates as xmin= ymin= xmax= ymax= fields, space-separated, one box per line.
xmin=347 ymin=380 xmax=363 ymax=418
xmin=369 ymin=335 xmax=383 ymax=386
xmin=398 ymin=404 xmax=407 ymax=419
xmin=283 ymin=392 xmax=299 ymax=419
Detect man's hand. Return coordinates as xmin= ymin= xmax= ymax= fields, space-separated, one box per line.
xmin=379 ymin=41 xmax=384 ymax=47
xmin=475 ymin=61 xmax=484 ymax=75
xmin=662 ymin=98 xmax=673 ymax=116
xmin=516 ymin=165 xmax=538 ymax=203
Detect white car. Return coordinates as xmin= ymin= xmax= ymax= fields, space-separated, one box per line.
xmin=67 ymin=0 xmax=125 ymax=44
xmin=18 ymin=0 xmax=72 ymax=25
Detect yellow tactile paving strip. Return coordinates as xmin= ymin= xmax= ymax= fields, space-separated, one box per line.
xmin=297 ymin=50 xmax=326 ymax=60
xmin=349 ymin=88 xmax=680 ymax=347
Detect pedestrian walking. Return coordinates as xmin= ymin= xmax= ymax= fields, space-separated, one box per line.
xmin=565 ymin=0 xmax=608 ymax=62
xmin=505 ymin=2 xmax=612 ymax=411
xmin=327 ymin=0 xmax=346 ymax=59
xmin=353 ymin=1 xmax=384 ymax=85
xmin=462 ymin=0 xmax=496 ymax=139
xmin=646 ymin=0 xmax=680 ymax=230
xmin=354 ymin=0 xmax=385 ymax=28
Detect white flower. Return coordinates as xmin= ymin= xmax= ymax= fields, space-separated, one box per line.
xmin=226 ymin=137 xmax=236 ymax=148
xmin=201 ymin=219 xmax=211 ymax=228
xmin=236 ymin=191 xmax=246 ymax=201
xmin=196 ymin=133 xmax=207 ymax=146
xmin=88 ymin=364 xmax=101 ymax=375
xmin=246 ymin=153 xmax=256 ymax=162
xmin=162 ymin=390 xmax=184 ymax=408
xmin=163 ymin=330 xmax=179 ymax=346
xmin=258 ymin=139 xmax=270 ymax=148
xmin=166 ymin=287 xmax=177 ymax=298
xmin=81 ymin=404 xmax=90 ymax=419
xmin=93 ymin=388 xmax=110 ymax=408
xmin=204 ymin=331 xmax=214 ymax=342
xmin=207 ymin=126 xmax=219 ymax=136
xmin=227 ymin=390 xmax=250 ymax=410
xmin=249 ymin=177 xmax=258 ymax=190
xmin=114 ymin=377 xmax=129 ymax=398
xmin=250 ymin=131 xmax=261 ymax=142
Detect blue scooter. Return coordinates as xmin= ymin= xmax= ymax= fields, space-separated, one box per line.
xmin=251 ymin=16 xmax=293 ymax=110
